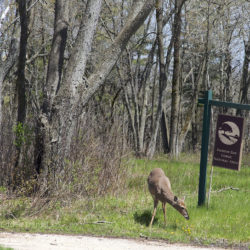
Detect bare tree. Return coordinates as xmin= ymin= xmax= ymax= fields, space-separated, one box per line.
xmin=34 ymin=0 xmax=155 ymax=182
xmin=146 ymin=0 xmax=169 ymax=158
xmin=12 ymin=0 xmax=29 ymax=187
xmin=169 ymin=0 xmax=187 ymax=156
xmin=237 ymin=33 xmax=250 ymax=109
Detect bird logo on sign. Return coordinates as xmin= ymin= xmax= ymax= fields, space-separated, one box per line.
xmin=218 ymin=121 xmax=240 ymax=145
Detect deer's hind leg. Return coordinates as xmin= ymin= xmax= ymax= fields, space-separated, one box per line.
xmin=149 ymin=199 xmax=158 ymax=227
xmin=162 ymin=202 xmax=166 ymax=226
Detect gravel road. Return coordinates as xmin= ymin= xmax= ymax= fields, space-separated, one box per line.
xmin=0 ymin=232 xmax=227 ymax=250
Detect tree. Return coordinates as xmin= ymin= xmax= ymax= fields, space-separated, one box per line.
xmin=12 ymin=0 xmax=29 ymax=187
xmin=237 ymin=33 xmax=250 ymax=113
xmin=146 ymin=0 xmax=170 ymax=158
xmin=33 ymin=0 xmax=155 ymax=185
xmin=169 ymin=0 xmax=187 ymax=156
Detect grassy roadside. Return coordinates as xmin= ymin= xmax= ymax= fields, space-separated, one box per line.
xmin=0 ymin=247 xmax=13 ymax=250
xmin=0 ymin=154 xmax=249 ymax=249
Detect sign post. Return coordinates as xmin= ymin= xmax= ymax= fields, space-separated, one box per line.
xmin=198 ymin=90 xmax=212 ymax=206
xmin=197 ymin=91 xmax=250 ymax=206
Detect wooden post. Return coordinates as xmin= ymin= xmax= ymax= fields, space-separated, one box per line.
xmin=207 ymin=165 xmax=214 ymax=208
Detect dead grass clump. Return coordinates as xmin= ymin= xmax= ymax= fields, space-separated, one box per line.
xmin=45 ymin=115 xmax=129 ymax=202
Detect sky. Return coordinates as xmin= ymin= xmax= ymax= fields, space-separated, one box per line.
xmin=0 ymin=1 xmax=10 ymax=29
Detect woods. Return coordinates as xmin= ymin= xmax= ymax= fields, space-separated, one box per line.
xmin=0 ymin=0 xmax=249 ymax=193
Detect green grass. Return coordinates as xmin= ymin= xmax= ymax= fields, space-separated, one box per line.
xmin=0 ymin=246 xmax=13 ymax=250
xmin=0 ymin=154 xmax=249 ymax=248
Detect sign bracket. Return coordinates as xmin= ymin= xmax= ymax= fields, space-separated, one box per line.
xmin=197 ymin=90 xmax=250 ymax=206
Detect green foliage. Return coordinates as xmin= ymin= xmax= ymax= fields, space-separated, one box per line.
xmin=3 ymin=96 xmax=10 ymax=106
xmin=13 ymin=122 xmax=33 ymax=148
xmin=0 ymin=186 xmax=7 ymax=193
xmin=0 ymin=246 xmax=13 ymax=250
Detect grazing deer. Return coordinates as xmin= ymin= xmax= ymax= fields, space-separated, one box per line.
xmin=147 ymin=168 xmax=189 ymax=227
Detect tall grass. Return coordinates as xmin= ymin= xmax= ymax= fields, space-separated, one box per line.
xmin=0 ymin=154 xmax=249 ymax=248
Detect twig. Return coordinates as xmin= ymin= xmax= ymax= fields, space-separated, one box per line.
xmin=139 ymin=233 xmax=148 ymax=239
xmin=1 ymin=0 xmax=40 ymax=34
xmin=81 ymin=221 xmax=113 ymax=225
xmin=213 ymin=187 xmax=240 ymax=193
xmin=207 ymin=165 xmax=214 ymax=208
xmin=5 ymin=213 xmax=17 ymax=219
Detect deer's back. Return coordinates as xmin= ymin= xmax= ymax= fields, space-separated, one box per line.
xmin=147 ymin=168 xmax=173 ymax=202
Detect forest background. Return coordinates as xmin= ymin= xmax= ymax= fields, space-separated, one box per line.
xmin=0 ymin=0 xmax=249 ymax=195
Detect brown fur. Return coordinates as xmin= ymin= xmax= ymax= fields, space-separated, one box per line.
xmin=147 ymin=168 xmax=189 ymax=227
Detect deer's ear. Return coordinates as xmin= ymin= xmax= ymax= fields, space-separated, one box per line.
xmin=182 ymin=196 xmax=186 ymax=202
xmin=174 ymin=196 xmax=178 ymax=202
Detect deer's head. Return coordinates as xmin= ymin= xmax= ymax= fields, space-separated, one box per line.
xmin=173 ymin=196 xmax=189 ymax=220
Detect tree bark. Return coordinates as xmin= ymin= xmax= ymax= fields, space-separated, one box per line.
xmin=169 ymin=0 xmax=184 ymax=157
xmin=177 ymin=0 xmax=210 ymax=154
xmin=138 ymin=40 xmax=156 ymax=155
xmin=12 ymin=0 xmax=29 ymax=188
xmin=44 ymin=0 xmax=69 ymax=114
xmin=178 ymin=58 xmax=205 ymax=152
xmin=237 ymin=34 xmax=250 ymax=116
xmin=0 ymin=39 xmax=18 ymax=124
xmin=161 ymin=107 xmax=170 ymax=153
xmin=35 ymin=0 xmax=70 ymax=176
xmin=119 ymin=38 xmax=156 ymax=155
xmin=49 ymin=0 xmax=103 ymax=168
xmin=146 ymin=0 xmax=167 ymax=158
xmin=146 ymin=1 xmax=178 ymax=158
xmin=16 ymin=0 xmax=28 ymax=125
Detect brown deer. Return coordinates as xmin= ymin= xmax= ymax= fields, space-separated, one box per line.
xmin=147 ymin=168 xmax=189 ymax=227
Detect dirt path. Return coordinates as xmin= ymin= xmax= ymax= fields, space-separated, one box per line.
xmin=0 ymin=232 xmax=227 ymax=250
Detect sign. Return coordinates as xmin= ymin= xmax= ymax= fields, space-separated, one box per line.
xmin=212 ymin=114 xmax=244 ymax=170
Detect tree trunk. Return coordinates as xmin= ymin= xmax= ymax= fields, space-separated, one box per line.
xmin=237 ymin=34 xmax=250 ymax=115
xmin=169 ymin=0 xmax=183 ymax=157
xmin=49 ymin=0 xmax=103 ymax=171
xmin=224 ymin=48 xmax=232 ymax=102
xmin=12 ymin=0 xmax=28 ymax=188
xmin=178 ymin=58 xmax=205 ymax=152
xmin=177 ymin=0 xmax=210 ymax=154
xmin=34 ymin=0 xmax=70 ymax=177
xmin=138 ymin=41 xmax=156 ymax=155
xmin=15 ymin=0 xmax=28 ymax=125
xmin=146 ymin=0 xmax=166 ymax=158
xmin=44 ymin=0 xmax=69 ymax=113
xmin=161 ymin=107 xmax=170 ymax=153
xmin=0 ymin=39 xmax=18 ymax=124
xmin=119 ymin=36 xmax=156 ymax=155
xmin=146 ymin=2 xmax=176 ymax=158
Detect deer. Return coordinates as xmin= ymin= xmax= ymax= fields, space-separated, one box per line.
xmin=147 ymin=168 xmax=189 ymax=227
